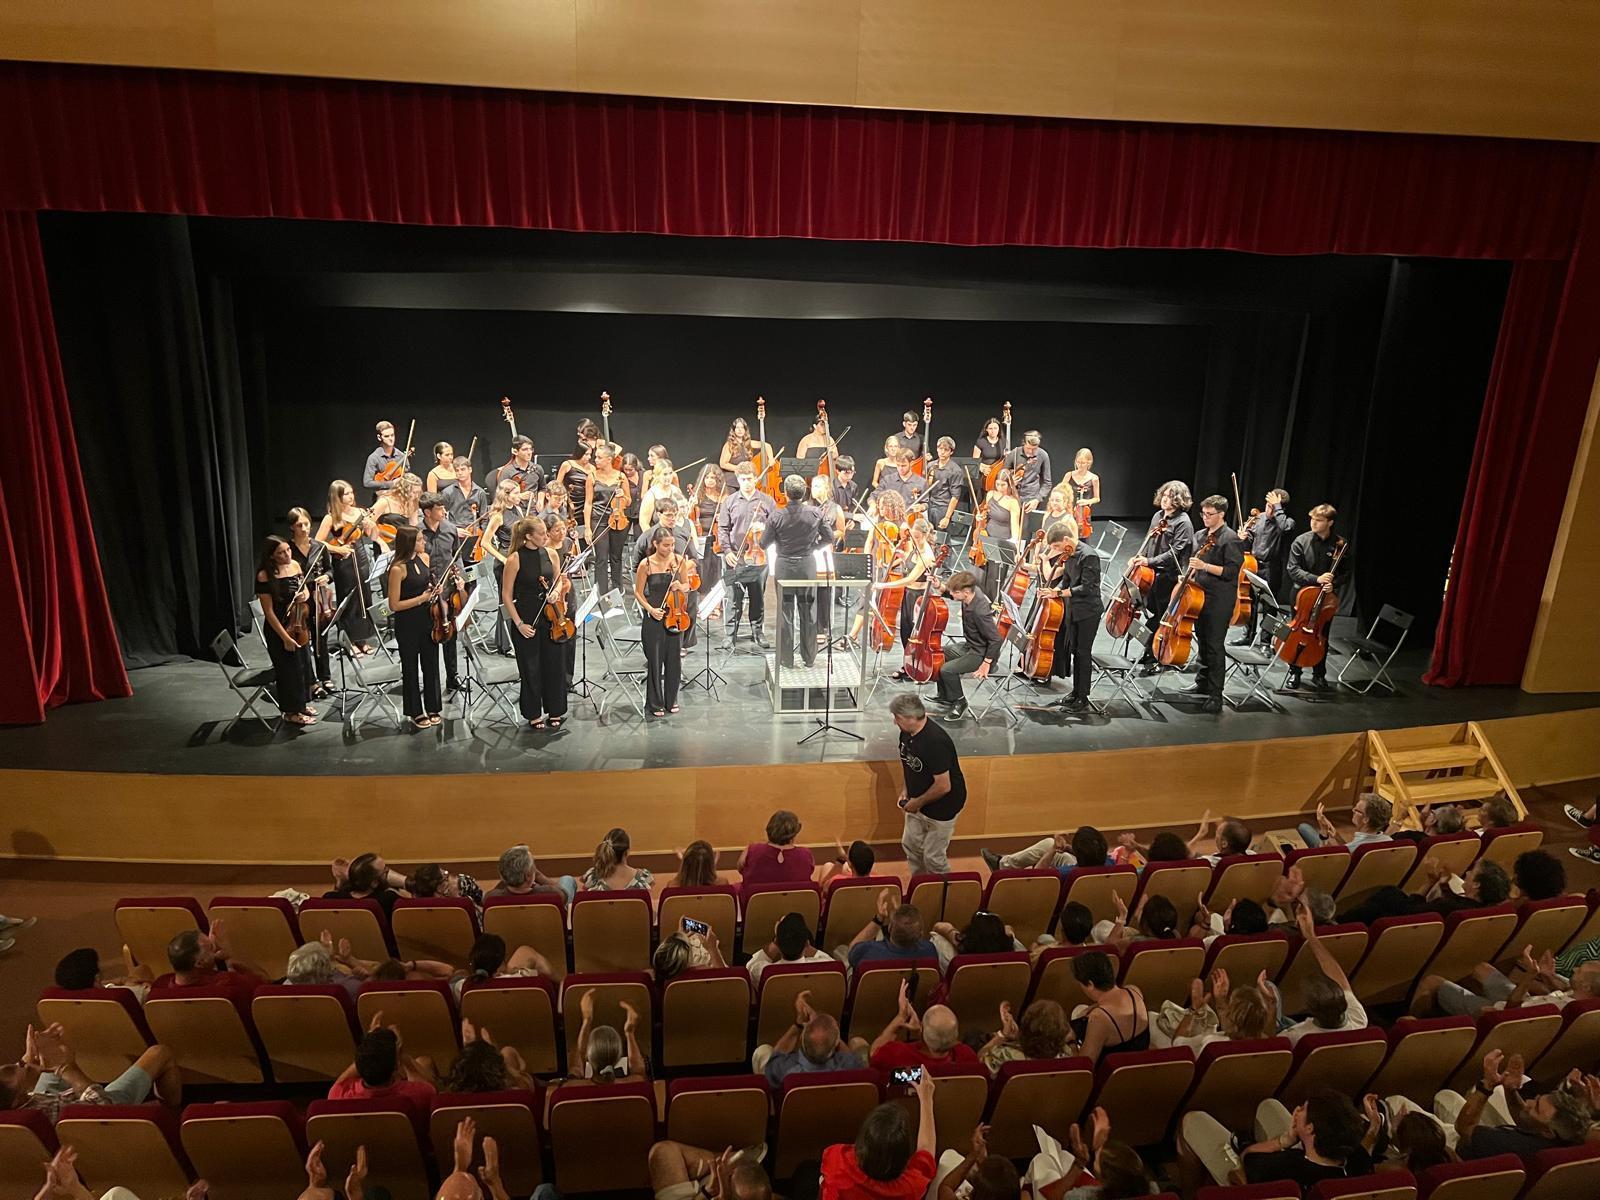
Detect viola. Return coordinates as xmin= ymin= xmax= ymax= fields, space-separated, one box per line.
xmin=1274 ymin=539 xmax=1348 ymax=670
xmin=982 ymin=401 xmax=1012 ymax=492
xmin=1020 ymin=543 xmax=1073 ymax=681
xmin=662 ymin=553 xmax=693 ymax=633
xmin=329 ymin=508 xmax=372 ymax=548
xmin=740 ymin=521 xmax=768 ymax=568
xmin=1074 ymin=501 xmax=1093 ymax=541
xmin=375 ymin=419 xmax=415 ymax=484
xmin=544 ymin=573 xmax=575 ymax=642
xmin=1151 ymin=529 xmax=1219 ymax=667
xmin=1105 ymin=517 xmax=1168 ymax=638
xmin=285 ymin=569 xmax=313 ymax=648
xmin=430 ymin=568 xmax=466 ymax=644
xmin=901 ymin=547 xmax=950 ymax=683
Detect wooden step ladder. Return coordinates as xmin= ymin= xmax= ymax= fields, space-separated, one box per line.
xmin=1366 ymin=722 xmax=1525 ymax=831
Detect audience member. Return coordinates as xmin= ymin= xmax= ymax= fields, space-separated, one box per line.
xmin=440 ymin=1020 xmax=534 ymax=1093
xmin=1268 ymin=905 xmax=1368 ymax=1043
xmin=977 ymin=999 xmax=1070 ymax=1074
xmin=451 ymin=933 xmax=555 ymax=1000
xmin=1154 ymin=968 xmax=1271 ymax=1051
xmin=755 ymin=989 xmax=864 ymax=1084
xmin=980 ymin=825 xmax=1112 ymax=877
xmin=1040 ymin=1108 xmax=1156 ymax=1200
xmin=1412 ymin=943 xmax=1600 ymax=1018
xmin=1341 ymin=858 xmax=1511 ymax=925
xmin=819 ymin=1072 xmax=937 ymax=1200
xmin=489 ymin=844 xmax=578 ymax=905
xmin=1439 ymin=1051 xmax=1592 ymax=1158
xmin=1187 ymin=812 xmax=1254 ymax=864
xmin=672 ymin=840 xmax=724 ymax=888
xmin=870 ymin=980 xmax=979 ymax=1070
xmin=1055 ymin=901 xmax=1095 ymax=947
xmin=819 ymin=838 xmax=877 ymax=891
xmin=560 ymin=989 xmax=647 ymax=1087
xmin=583 ymin=827 xmax=654 ymax=891
xmin=52 ymin=945 xmax=153 ymax=1003
xmin=153 ymin=923 xmax=266 ymax=1005
xmin=329 ymin=1014 xmax=436 ymax=1118
xmin=1189 ymin=897 xmax=1269 ymax=941
xmin=1095 ymin=891 xmax=1180 ymax=948
xmin=1181 ymin=1088 xmax=1372 ymax=1192
xmin=285 ymin=939 xmax=362 ymax=999
xmin=934 ymin=1122 xmax=1023 ymax=1200
xmin=739 ymin=810 xmax=815 ymax=890
xmin=1478 ymin=794 xmax=1519 ymax=831
xmin=746 ymin=912 xmax=834 ymax=987
xmin=1564 ymin=796 xmax=1600 ymax=866
xmin=843 ymin=893 xmax=938 ymax=971
xmin=1114 ymin=829 xmax=1191 ymax=870
xmin=928 ymin=911 xmax=1024 ymax=971
xmin=406 ymin=862 xmax=484 ymax=908
xmin=654 ymin=923 xmax=728 ymax=983
xmin=1066 ymin=952 xmax=1149 ymax=1062
xmin=1 ymin=1022 xmax=181 ymax=1125
xmin=1512 ymin=849 xmax=1566 ymax=901
xmin=325 ymin=851 xmax=405 ymax=917
xmin=435 ymin=1116 xmax=512 ymax=1200
xmin=649 ymin=1140 xmax=772 ymax=1200
xmin=1298 ymin=794 xmax=1392 ymax=850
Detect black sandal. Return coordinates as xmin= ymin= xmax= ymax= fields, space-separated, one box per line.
xmin=528 ymin=717 xmax=546 ymax=730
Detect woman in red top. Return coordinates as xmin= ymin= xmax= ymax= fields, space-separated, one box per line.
xmin=738 ymin=810 xmax=816 ymax=890
xmin=820 ymin=1072 xmax=937 ymax=1200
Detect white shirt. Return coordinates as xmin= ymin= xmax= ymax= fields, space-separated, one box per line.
xmin=1282 ymin=988 xmax=1368 ymax=1044
xmin=746 ymin=947 xmax=835 ymax=988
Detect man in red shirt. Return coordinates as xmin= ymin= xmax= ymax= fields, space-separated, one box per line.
xmin=151 ymin=921 xmax=265 ymax=1011
xmin=328 ymin=1015 xmax=436 ymax=1123
xmin=867 ymin=981 xmax=978 ymax=1071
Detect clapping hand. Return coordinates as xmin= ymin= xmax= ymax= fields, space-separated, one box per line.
xmin=621 ymin=1000 xmax=641 ymax=1035
xmin=345 ymin=1146 xmax=368 ymax=1200
xmin=999 ymin=1000 xmax=1019 ymax=1040
xmin=579 ymin=989 xmax=596 ymax=1023
xmin=970 ymin=1123 xmax=990 ymax=1163
xmin=795 ymin=989 xmax=817 ymax=1024
xmin=453 ymin=1115 xmax=477 ymax=1173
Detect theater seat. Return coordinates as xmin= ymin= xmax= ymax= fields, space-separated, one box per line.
xmin=1118 ymin=938 xmax=1207 ymax=1008
xmin=390 ymin=897 xmax=479 ymax=967
xmin=1365 ymin=1017 xmax=1477 ymax=1105
xmin=1475 ymin=824 xmax=1542 ymax=875
xmin=924 ymin=1061 xmax=991 ymax=1157
xmin=1517 ymin=1141 xmax=1600 ymax=1200
xmin=548 ymin=1081 xmax=656 ymax=1193
xmin=661 ymin=968 xmax=752 ymax=1067
xmin=1445 ymin=1005 xmax=1563 ymax=1093
xmin=1178 ymin=1038 xmax=1293 ymax=1132
xmin=559 ymin=972 xmax=654 ymax=1068
xmin=57 ymin=1104 xmax=191 ymax=1200
xmin=1415 ymin=1154 xmax=1524 ymax=1200
xmin=775 ymin=1070 xmax=882 ymax=1178
xmin=818 ymin=876 xmax=902 ymax=953
xmin=657 ymin=886 xmax=739 ymax=957
xmin=942 ymin=952 xmax=1032 ymax=1033
xmin=984 ymin=1057 xmax=1093 ymax=1160
xmin=1350 ymin=914 xmax=1445 ymax=1007
xmin=980 ymin=869 xmax=1063 ymax=946
xmin=1336 ymin=842 xmax=1420 ymax=908
xmin=1206 ymin=854 xmax=1287 ymax=911
xmin=207 ymin=897 xmax=300 ymax=981
xmin=1028 ymin=945 xmax=1113 ymax=1015
xmin=1528 ymin=997 xmax=1600 ymax=1084
xmin=1276 ymin=924 xmax=1368 ymax=1017
xmin=297 ymin=898 xmax=393 ymax=963
xmin=1496 ymin=897 xmax=1588 ymax=971
xmin=665 ymin=1075 xmax=772 ymax=1153
xmin=1277 ymin=1027 xmax=1389 ymax=1108
xmin=1134 ymin=859 xmax=1214 ymax=931
xmin=908 ymin=872 xmax=984 ymax=929
xmin=429 ymin=1090 xmax=543 ymax=1195
xmin=1285 ymin=846 xmax=1354 ymax=899
xmin=179 ymin=1101 xmax=306 ymax=1200
xmin=251 ymin=984 xmax=360 ymax=1083
xmin=571 ymin=891 xmax=653 ymax=974
xmin=114 ymin=897 xmax=207 ymax=974
xmin=845 ymin=957 xmax=940 ymax=1043
xmin=1086 ymin=1048 xmax=1196 ymax=1147
xmin=1557 ymin=893 xmax=1600 ymax=957
xmin=1197 ymin=1184 xmax=1300 ymax=1200
xmin=740 ymin=883 xmax=821 ymax=958
xmin=755 ymin=960 xmax=847 ymax=1048
xmin=482 ymin=893 xmax=569 ymax=982
xmin=1202 ymin=931 xmax=1290 ymax=986
xmin=144 ymin=987 xmax=266 ymax=1084
xmin=458 ymin=976 xmax=562 ymax=1076
xmin=355 ymin=980 xmax=460 ymax=1073
xmin=1306 ymin=1169 xmax=1416 ymax=1200
xmin=1401 ymin=835 xmax=1482 ymax=895
xmin=1060 ymin=865 xmax=1140 ymax=927
xmin=305 ymin=1099 xmax=428 ymax=1200
xmin=1415 ymin=905 xmax=1520 ymax=992
xmin=0 ymin=1110 xmax=57 ymax=1200
xmin=36 ymin=986 xmax=153 ymax=1082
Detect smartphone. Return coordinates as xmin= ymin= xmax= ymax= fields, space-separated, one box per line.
xmin=891 ymin=1065 xmax=925 ymax=1085
xmin=897 ymin=796 xmax=910 ymax=810
xmin=681 ymin=917 xmax=710 ymax=936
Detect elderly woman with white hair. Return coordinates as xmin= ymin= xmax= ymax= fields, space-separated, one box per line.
xmin=285 ymin=939 xmax=363 ymax=1001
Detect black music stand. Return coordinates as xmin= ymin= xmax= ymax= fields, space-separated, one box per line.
xmin=799 ymin=549 xmax=863 ymax=745
xmin=778 ymin=456 xmax=812 ymax=483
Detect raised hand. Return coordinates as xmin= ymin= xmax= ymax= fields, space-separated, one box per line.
xmin=970 ymin=1123 xmax=990 ymax=1162
xmin=345 ymin=1146 xmax=368 ymax=1200
xmin=1210 ymin=968 xmax=1231 ymax=1002
xmin=304 ymin=1141 xmax=330 ymax=1189
xmin=579 ymin=989 xmax=596 ymax=1022
xmin=453 ymin=1115 xmax=477 ymax=1173
xmin=795 ymin=989 xmax=816 ymax=1024
xmin=999 ymin=1001 xmax=1019 ymax=1040
xmin=620 ymin=1000 xmax=641 ymax=1034
xmin=1089 ymin=1106 xmax=1111 ymax=1152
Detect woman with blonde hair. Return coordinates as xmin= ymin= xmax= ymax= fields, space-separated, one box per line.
xmin=582 ymin=828 xmax=654 ymax=891
xmin=313 ymin=479 xmax=379 ymax=656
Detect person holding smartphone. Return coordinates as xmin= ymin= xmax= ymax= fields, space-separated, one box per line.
xmin=819 ymin=1070 xmax=938 ymax=1199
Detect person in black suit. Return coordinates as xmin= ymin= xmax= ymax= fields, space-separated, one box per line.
xmin=1173 ymin=496 xmax=1246 ymax=712
xmin=1234 ymin=487 xmax=1294 ymax=647
xmin=1033 ymin=518 xmax=1104 ymax=712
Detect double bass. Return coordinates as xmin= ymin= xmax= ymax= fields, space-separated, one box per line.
xmin=911 ymin=397 xmax=932 ymax=478
xmin=1274 ymin=539 xmax=1348 ymax=670
xmin=1104 ymin=518 xmax=1167 ymax=638
xmin=1229 ymin=473 xmax=1259 ymax=627
xmin=1020 ymin=542 xmax=1072 ymax=682
xmin=983 ymin=401 xmax=1012 ymax=492
xmin=1151 ymin=528 xmax=1219 ymax=667
xmin=902 ymin=544 xmax=951 ymax=683
xmin=751 ymin=396 xmax=787 ymax=508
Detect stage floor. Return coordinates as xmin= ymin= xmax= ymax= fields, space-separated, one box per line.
xmin=5 ymin=629 xmax=1598 ymax=778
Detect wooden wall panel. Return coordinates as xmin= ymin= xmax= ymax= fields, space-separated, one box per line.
xmin=2 ymin=1 xmax=1599 ymax=142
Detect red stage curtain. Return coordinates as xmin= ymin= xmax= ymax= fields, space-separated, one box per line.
xmin=0 ymin=61 xmax=1595 ymax=697
xmin=0 ymin=212 xmax=131 ymax=723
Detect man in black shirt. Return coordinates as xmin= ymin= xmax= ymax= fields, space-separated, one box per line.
xmin=1444 ymin=1049 xmax=1593 ymax=1159
xmin=1003 ymin=431 xmax=1053 ymax=511
xmin=1233 ymin=487 xmax=1294 ymax=647
xmin=1129 ymin=481 xmax=1196 ymax=671
xmin=1176 ymin=495 xmax=1245 ymax=713
xmin=832 ymin=456 xmax=860 ymax=519
xmin=890 ymin=693 xmax=967 ymax=875
xmin=1283 ymin=503 xmax=1349 ymax=689
xmin=933 ymin=570 xmax=1005 ymax=720
xmin=761 ymin=476 xmax=832 ymax=668
xmin=362 ymin=420 xmax=409 ymax=500
xmin=1179 ymin=1089 xmax=1372 ymax=1195
xmin=441 ymin=456 xmax=488 ymax=530
xmin=419 ymin=493 xmax=466 ymax=692
xmin=892 ymin=412 xmax=922 ymax=459
xmin=486 ymin=435 xmax=546 ymax=513
xmin=874 ymin=450 xmax=925 ymax=511
xmin=716 ymin=464 xmax=777 ymax=649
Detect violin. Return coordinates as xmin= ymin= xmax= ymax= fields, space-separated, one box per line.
xmin=543 ymin=572 xmax=575 ymax=642
xmin=429 ymin=534 xmax=473 ymax=645
xmin=1105 ymin=517 xmax=1167 ymax=638
xmin=285 ymin=569 xmax=313 ymax=648
xmin=662 ymin=552 xmax=693 ymax=633
xmin=740 ymin=520 xmax=768 ymax=569
xmin=375 ymin=419 xmax=415 ymax=484
xmin=1274 ymin=539 xmax=1348 ymax=670
xmin=983 ymin=401 xmax=1012 ymax=492
xmin=1021 ymin=541 xmax=1073 ymax=681
xmin=1230 ymin=474 xmax=1259 ymax=627
xmin=968 ymin=467 xmax=989 ymax=568
xmin=901 ymin=543 xmax=950 ymax=682
xmin=1151 ymin=528 xmax=1219 ymax=667
xmin=464 ymin=502 xmax=487 ymax=564
xmin=1074 ymin=496 xmax=1094 ymax=541
xmin=606 ymin=476 xmax=632 ymax=532
xmin=329 ymin=507 xmax=372 ymax=548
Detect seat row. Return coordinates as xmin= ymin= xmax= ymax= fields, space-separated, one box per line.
xmin=6 ymin=1002 xmax=1600 ymax=1200
xmin=1196 ymin=1153 xmax=1600 ymax=1200
xmin=108 ymin=821 xmax=1549 ymax=980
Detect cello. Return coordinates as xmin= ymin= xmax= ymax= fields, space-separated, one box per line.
xmin=1229 ymin=473 xmax=1259 ymax=627
xmin=994 ymin=529 xmax=1036 ymax=641
xmin=1151 ymin=528 xmax=1218 ymax=667
xmin=1104 ymin=518 xmax=1167 ymax=638
xmin=901 ymin=543 xmax=950 ymax=683
xmin=983 ymin=401 xmax=1012 ymax=492
xmin=1274 ymin=539 xmax=1348 ymax=671
xmin=1020 ymin=542 xmax=1072 ymax=682
xmin=375 ymin=419 xmax=415 ymax=484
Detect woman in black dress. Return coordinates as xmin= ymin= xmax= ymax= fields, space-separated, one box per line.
xmin=635 ymin=527 xmax=693 ymax=717
xmin=584 ymin=443 xmax=631 ymax=600
xmin=313 ymin=480 xmax=379 ymax=657
xmin=502 ymin=515 xmax=570 ymax=730
xmin=690 ymin=464 xmax=727 ymax=614
xmin=254 ymin=534 xmax=317 ymax=726
xmin=385 ymin=524 xmax=442 ymax=729
xmin=287 ymin=506 xmax=334 ymax=697
xmin=973 ymin=416 xmax=1007 ymax=473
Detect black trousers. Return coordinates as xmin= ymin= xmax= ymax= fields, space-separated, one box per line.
xmin=898 ymin=590 xmax=918 ymax=648
xmin=1193 ymin=601 xmax=1231 ymax=699
xmin=937 ymin=646 xmax=985 ymax=704
xmin=1141 ymin=572 xmax=1178 ymax=662
xmin=1064 ymin=616 xmax=1096 ymax=700
xmin=1242 ymin=555 xmax=1283 ymax=643
xmin=330 ymin=551 xmax=377 ymax=644
xmin=727 ymin=562 xmax=765 ymax=625
xmin=512 ymin=626 xmax=568 ymax=721
xmin=396 ymin=616 xmax=441 ymax=718
xmin=492 ymin=561 xmax=513 ymax=654
xmin=641 ymin=616 xmax=682 ymax=710
xmin=592 ymin=526 xmax=627 ymax=600
xmin=775 ymin=556 xmax=818 ymax=667
xmin=266 ymin=636 xmax=313 ymax=715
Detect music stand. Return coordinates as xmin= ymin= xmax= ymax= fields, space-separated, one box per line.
xmin=684 ymin=580 xmax=728 ymax=696
xmin=448 ymin=584 xmax=481 ymax=717
xmin=799 ymin=547 xmax=862 ymax=745
xmin=778 ymin=456 xmax=812 ymax=483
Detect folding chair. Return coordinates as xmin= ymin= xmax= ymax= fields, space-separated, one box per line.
xmin=211 ymin=629 xmax=281 ymax=731
xmin=464 ymin=634 xmax=522 ymax=726
xmin=1414 ymin=905 xmax=1520 ymax=990
xmin=658 ymin=886 xmax=739 ymax=957
xmin=924 ymin=1061 xmax=992 ymax=1156
xmin=458 ymin=976 xmax=562 ymax=1075
xmin=1224 ymin=614 xmax=1291 ymax=711
xmin=1090 ymin=622 xmax=1153 ymax=716
xmin=1206 ymin=854 xmax=1287 ymax=911
xmin=390 ymin=897 xmax=480 ymax=967
xmin=1028 ymin=945 xmax=1114 ymax=1014
xmin=981 ymin=869 xmax=1063 ymax=946
xmin=354 ymin=980 xmax=461 ymax=1072
xmin=1349 ymin=914 xmax=1444 ymax=1007
xmin=1498 ymin=896 xmax=1589 ymax=970
xmin=180 ymin=1101 xmax=306 ymax=1200
xmin=429 ymin=1091 xmax=543 ymax=1195
xmin=845 ymin=957 xmax=941 ymax=1043
xmin=1475 ymin=824 xmax=1542 ymax=874
xmin=1061 ymin=865 xmax=1140 ymax=926
xmin=1528 ymin=997 xmax=1600 ymax=1084
xmin=1118 ymin=938 xmax=1207 ymax=1008
xmin=1338 ymin=604 xmax=1413 ymax=695
xmin=571 ymin=891 xmax=653 ymax=973
xmin=333 ymin=628 xmax=405 ymax=732
xmin=482 ymin=893 xmax=569 ymax=982
xmin=1203 ymin=931 xmax=1290 ymax=985
xmin=1092 ymin=521 xmax=1128 ymax=574
xmin=1445 ymin=1005 xmax=1563 ymax=1092
xmin=559 ymin=973 xmax=653 ymax=1067
xmin=1364 ymin=1017 xmax=1477 ymax=1105
xmin=297 ymin=898 xmax=394 ymax=963
xmin=1400 ymin=835 xmax=1481 ymax=895
xmin=1518 ymin=1141 xmax=1600 ymax=1200
xmin=741 ymin=883 xmax=821 ymax=957
xmin=1135 ymin=858 xmax=1214 ymax=930
xmin=1276 ymin=923 xmax=1368 ymax=1017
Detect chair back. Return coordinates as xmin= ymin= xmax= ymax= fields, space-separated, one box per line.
xmin=1203 ymin=931 xmax=1290 ymax=985
xmin=1197 ymin=1186 xmax=1300 ymax=1200
xmin=756 ymin=961 xmax=847 ymax=1048
xmin=36 ymin=988 xmax=152 ymax=1082
xmin=1206 ymin=855 xmax=1287 ymax=910
xmin=482 ymin=893 xmax=569 ymax=982
xmin=1529 ymin=997 xmax=1600 ymax=1084
xmin=845 ymin=958 xmax=940 ymax=1042
xmin=661 ymin=968 xmax=752 ymax=1067
xmin=354 ymin=980 xmax=460 ymax=1072
xmin=1061 ymin=866 xmax=1139 ymax=926
xmin=1350 ymin=914 xmax=1444 ymax=1007
xmin=907 ymin=872 xmax=984 ymax=928
xmin=56 ymin=1105 xmax=190 ymax=1200
xmin=1401 ymin=836 xmax=1480 ymax=894
xmin=1336 ymin=842 xmax=1420 ymax=907
xmin=571 ymin=891 xmax=654 ymax=973
xmin=305 ymin=1100 xmax=428 ymax=1200
xmin=1418 ymin=904 xmax=1519 ymax=988
xmin=942 ymin=952 xmax=1033 ymax=1032
xmin=1365 ymin=1018 xmax=1477 ymax=1105
xmin=1087 ymin=1048 xmax=1196 ymax=1146
xmin=459 ymin=976 xmax=562 ymax=1075
xmin=179 ymin=1101 xmax=305 ymax=1200
xmin=1277 ymin=1027 xmax=1388 ymax=1108
xmin=924 ymin=1061 xmax=992 ymax=1156
xmin=1475 ymin=824 xmax=1542 ymax=874
xmin=819 ymin=877 xmax=902 ymax=951
xmin=251 ymin=985 xmax=360 ymax=1083
xmin=1557 ymin=894 xmax=1600 ymax=956
xmin=740 ymin=884 xmax=821 ymax=956
xmin=774 ymin=1070 xmax=883 ymax=1177
xmin=429 ymin=1091 xmax=542 ymax=1195
xmin=1276 ymin=925 xmax=1368 ymax=1016
xmin=1500 ymin=897 xmax=1589 ymax=969
xmin=1285 ymin=846 xmax=1355 ymax=898
xmin=980 ymin=870 xmax=1063 ymax=945
xmin=560 ymin=973 xmax=654 ymax=1067
xmin=0 ymin=1111 xmax=57 ymax=1200
xmin=1306 ymin=1170 xmax=1417 ymax=1200
xmin=657 ymin=887 xmax=739 ymax=957
xmin=1118 ymin=938 xmax=1207 ymax=1008
xmin=207 ymin=897 xmax=300 ymax=980
xmin=145 ymin=989 xmax=265 ymax=1084
xmin=1179 ymin=1038 xmax=1293 ymax=1131
xmin=390 ymin=897 xmax=480 ymax=967
xmin=1134 ymin=860 xmax=1214 ymax=930
xmin=985 ymin=1057 xmax=1094 ymax=1159
xmin=548 ymin=1082 xmax=656 ymax=1193
xmin=1519 ymin=1143 xmax=1600 ymax=1200
xmin=297 ymin=898 xmax=393 ymax=962
xmin=665 ymin=1075 xmax=771 ymax=1152
xmin=1417 ymin=1156 xmax=1524 ymax=1200
xmin=114 ymin=896 xmax=207 ymax=973
xmin=1446 ymin=1005 xmax=1564 ymax=1092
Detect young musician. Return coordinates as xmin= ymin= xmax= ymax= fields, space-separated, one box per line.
xmin=584 ymin=443 xmax=631 ymax=601
xmin=635 ymin=527 xmax=694 ymax=716
xmin=922 ymin=436 xmax=964 ymax=530
xmin=501 ymin=515 xmax=570 ymax=730
xmin=425 ymin=441 xmax=455 ymax=494
xmin=632 ymin=497 xmax=700 ymax=607
xmin=543 ymin=511 xmax=579 ymax=688
xmin=1069 ymin=448 xmax=1100 ymax=527
xmin=639 ymin=459 xmax=687 ymax=529
xmin=1283 ymin=504 xmax=1348 ymax=690
xmin=876 ymin=449 xmax=926 ymax=512
xmin=1005 ymin=431 xmax=1053 ymax=512
xmin=893 ymin=410 xmax=922 ymax=459
xmin=385 ymin=525 xmax=442 ymax=729
xmin=832 ymin=456 xmax=860 ymax=518
xmin=1129 ymin=481 xmax=1196 ymax=671
xmin=715 ymin=463 xmax=776 ymax=648
xmin=1180 ymin=495 xmax=1246 ymax=713
xmin=620 ymin=453 xmax=646 ymax=534
xmin=885 ymin=519 xmax=937 ymax=673
xmin=255 ymin=534 xmax=317 ymax=726
xmin=981 ymin=472 xmax=1023 ymax=602
xmin=287 ymin=507 xmax=334 ymax=697
xmin=870 ymin=436 xmax=900 ymax=489
xmin=718 ymin=417 xmax=772 ymax=481
xmin=370 ymin=471 xmax=422 ymax=537
xmin=362 ymin=420 xmax=408 ymax=498
xmin=1034 ymin=518 xmax=1103 ymax=711
xmin=554 ymin=444 xmax=593 ymax=537
xmin=934 ymin=570 xmax=1004 ymax=720
xmin=645 ymin=444 xmax=682 ymax=492
xmin=419 ymin=493 xmax=466 ymax=694
xmin=759 ymin=475 xmax=833 ymax=669
xmin=314 ymin=480 xmax=379 ymax=657
xmin=486 ymin=435 xmax=545 ymax=512
xmin=972 ymin=417 xmax=1006 ymax=473
xmin=441 ymin=456 xmax=488 ymax=530
xmin=1233 ymin=488 xmax=1294 ymax=647
xmin=689 ymin=465 xmax=727 ymax=609
xmin=479 ymin=479 xmax=522 ymax=655
xmin=796 ymin=412 xmax=838 ymax=460
xmin=846 ymin=489 xmax=907 ymax=646
xmin=810 ymin=474 xmax=846 ymax=637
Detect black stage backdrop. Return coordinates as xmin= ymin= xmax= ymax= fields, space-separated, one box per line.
xmin=41 ymin=215 xmax=1507 ymax=667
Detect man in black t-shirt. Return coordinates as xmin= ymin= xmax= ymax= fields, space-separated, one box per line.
xmin=1179 ymin=1089 xmax=1371 ymax=1195
xmin=890 ymin=693 xmax=966 ymax=875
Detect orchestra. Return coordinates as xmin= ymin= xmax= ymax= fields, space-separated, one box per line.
xmin=261 ymin=395 xmax=1352 ymax=735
